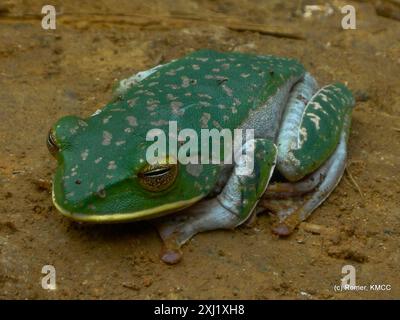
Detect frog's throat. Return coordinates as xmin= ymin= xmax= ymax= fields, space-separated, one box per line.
xmin=51 ymin=188 xmax=204 ymax=223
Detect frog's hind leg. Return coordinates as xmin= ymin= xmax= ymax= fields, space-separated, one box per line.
xmin=155 ymin=138 xmax=278 ymax=264
xmin=277 ymin=81 xmax=355 ymax=181
xmin=266 ymin=80 xmax=355 ymax=235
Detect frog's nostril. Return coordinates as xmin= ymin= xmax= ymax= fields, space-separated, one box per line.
xmin=52 ymin=115 xmax=88 ymax=148
xmin=75 ymin=179 xmax=81 ymax=185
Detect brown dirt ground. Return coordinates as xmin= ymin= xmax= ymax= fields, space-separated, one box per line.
xmin=0 ymin=0 xmax=399 ymax=299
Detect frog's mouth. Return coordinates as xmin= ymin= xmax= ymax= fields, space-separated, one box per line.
xmin=52 ymin=187 xmax=203 ymax=223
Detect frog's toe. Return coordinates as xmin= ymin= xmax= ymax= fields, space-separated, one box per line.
xmin=271 ymin=223 xmax=293 ymax=237
xmin=159 ymin=242 xmax=183 ymax=265
xmin=155 ymin=221 xmax=184 ymax=264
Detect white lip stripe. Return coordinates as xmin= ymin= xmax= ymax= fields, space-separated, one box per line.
xmin=52 ymin=187 xmax=203 ymax=223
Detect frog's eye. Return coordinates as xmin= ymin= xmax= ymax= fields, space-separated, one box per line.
xmin=138 ymin=163 xmax=178 ymax=192
xmin=47 ymin=129 xmax=60 ymax=157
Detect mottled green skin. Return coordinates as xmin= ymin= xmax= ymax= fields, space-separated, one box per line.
xmin=52 ymin=50 xmax=306 ymax=218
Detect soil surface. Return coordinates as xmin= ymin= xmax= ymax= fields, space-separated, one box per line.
xmin=0 ymin=0 xmax=399 ymax=299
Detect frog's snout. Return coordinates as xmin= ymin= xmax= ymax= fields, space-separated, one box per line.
xmin=48 ymin=115 xmax=95 ymax=212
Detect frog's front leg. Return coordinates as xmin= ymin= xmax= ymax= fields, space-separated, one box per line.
xmin=267 ymin=81 xmax=355 ymax=235
xmin=155 ymin=139 xmax=277 ymax=264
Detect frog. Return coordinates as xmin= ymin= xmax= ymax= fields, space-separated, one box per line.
xmin=47 ymin=49 xmax=354 ymax=264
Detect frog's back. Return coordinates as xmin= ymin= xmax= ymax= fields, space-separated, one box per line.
xmin=97 ymin=50 xmax=305 ymax=136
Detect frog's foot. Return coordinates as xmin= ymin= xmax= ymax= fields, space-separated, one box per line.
xmin=155 ymin=138 xmax=278 ymax=264
xmin=261 ymin=129 xmax=348 ymax=236
xmin=154 ymin=198 xmax=241 ymax=264
xmin=264 ymin=171 xmax=324 ymax=200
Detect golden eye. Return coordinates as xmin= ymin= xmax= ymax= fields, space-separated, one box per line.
xmin=47 ymin=129 xmax=60 ymax=157
xmin=138 ymin=163 xmax=178 ymax=192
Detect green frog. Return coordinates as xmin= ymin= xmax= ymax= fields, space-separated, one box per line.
xmin=47 ymin=49 xmax=354 ymax=264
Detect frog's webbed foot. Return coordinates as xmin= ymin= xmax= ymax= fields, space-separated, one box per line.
xmin=261 ymin=128 xmax=348 ymax=236
xmin=154 ymin=198 xmax=241 ymax=264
